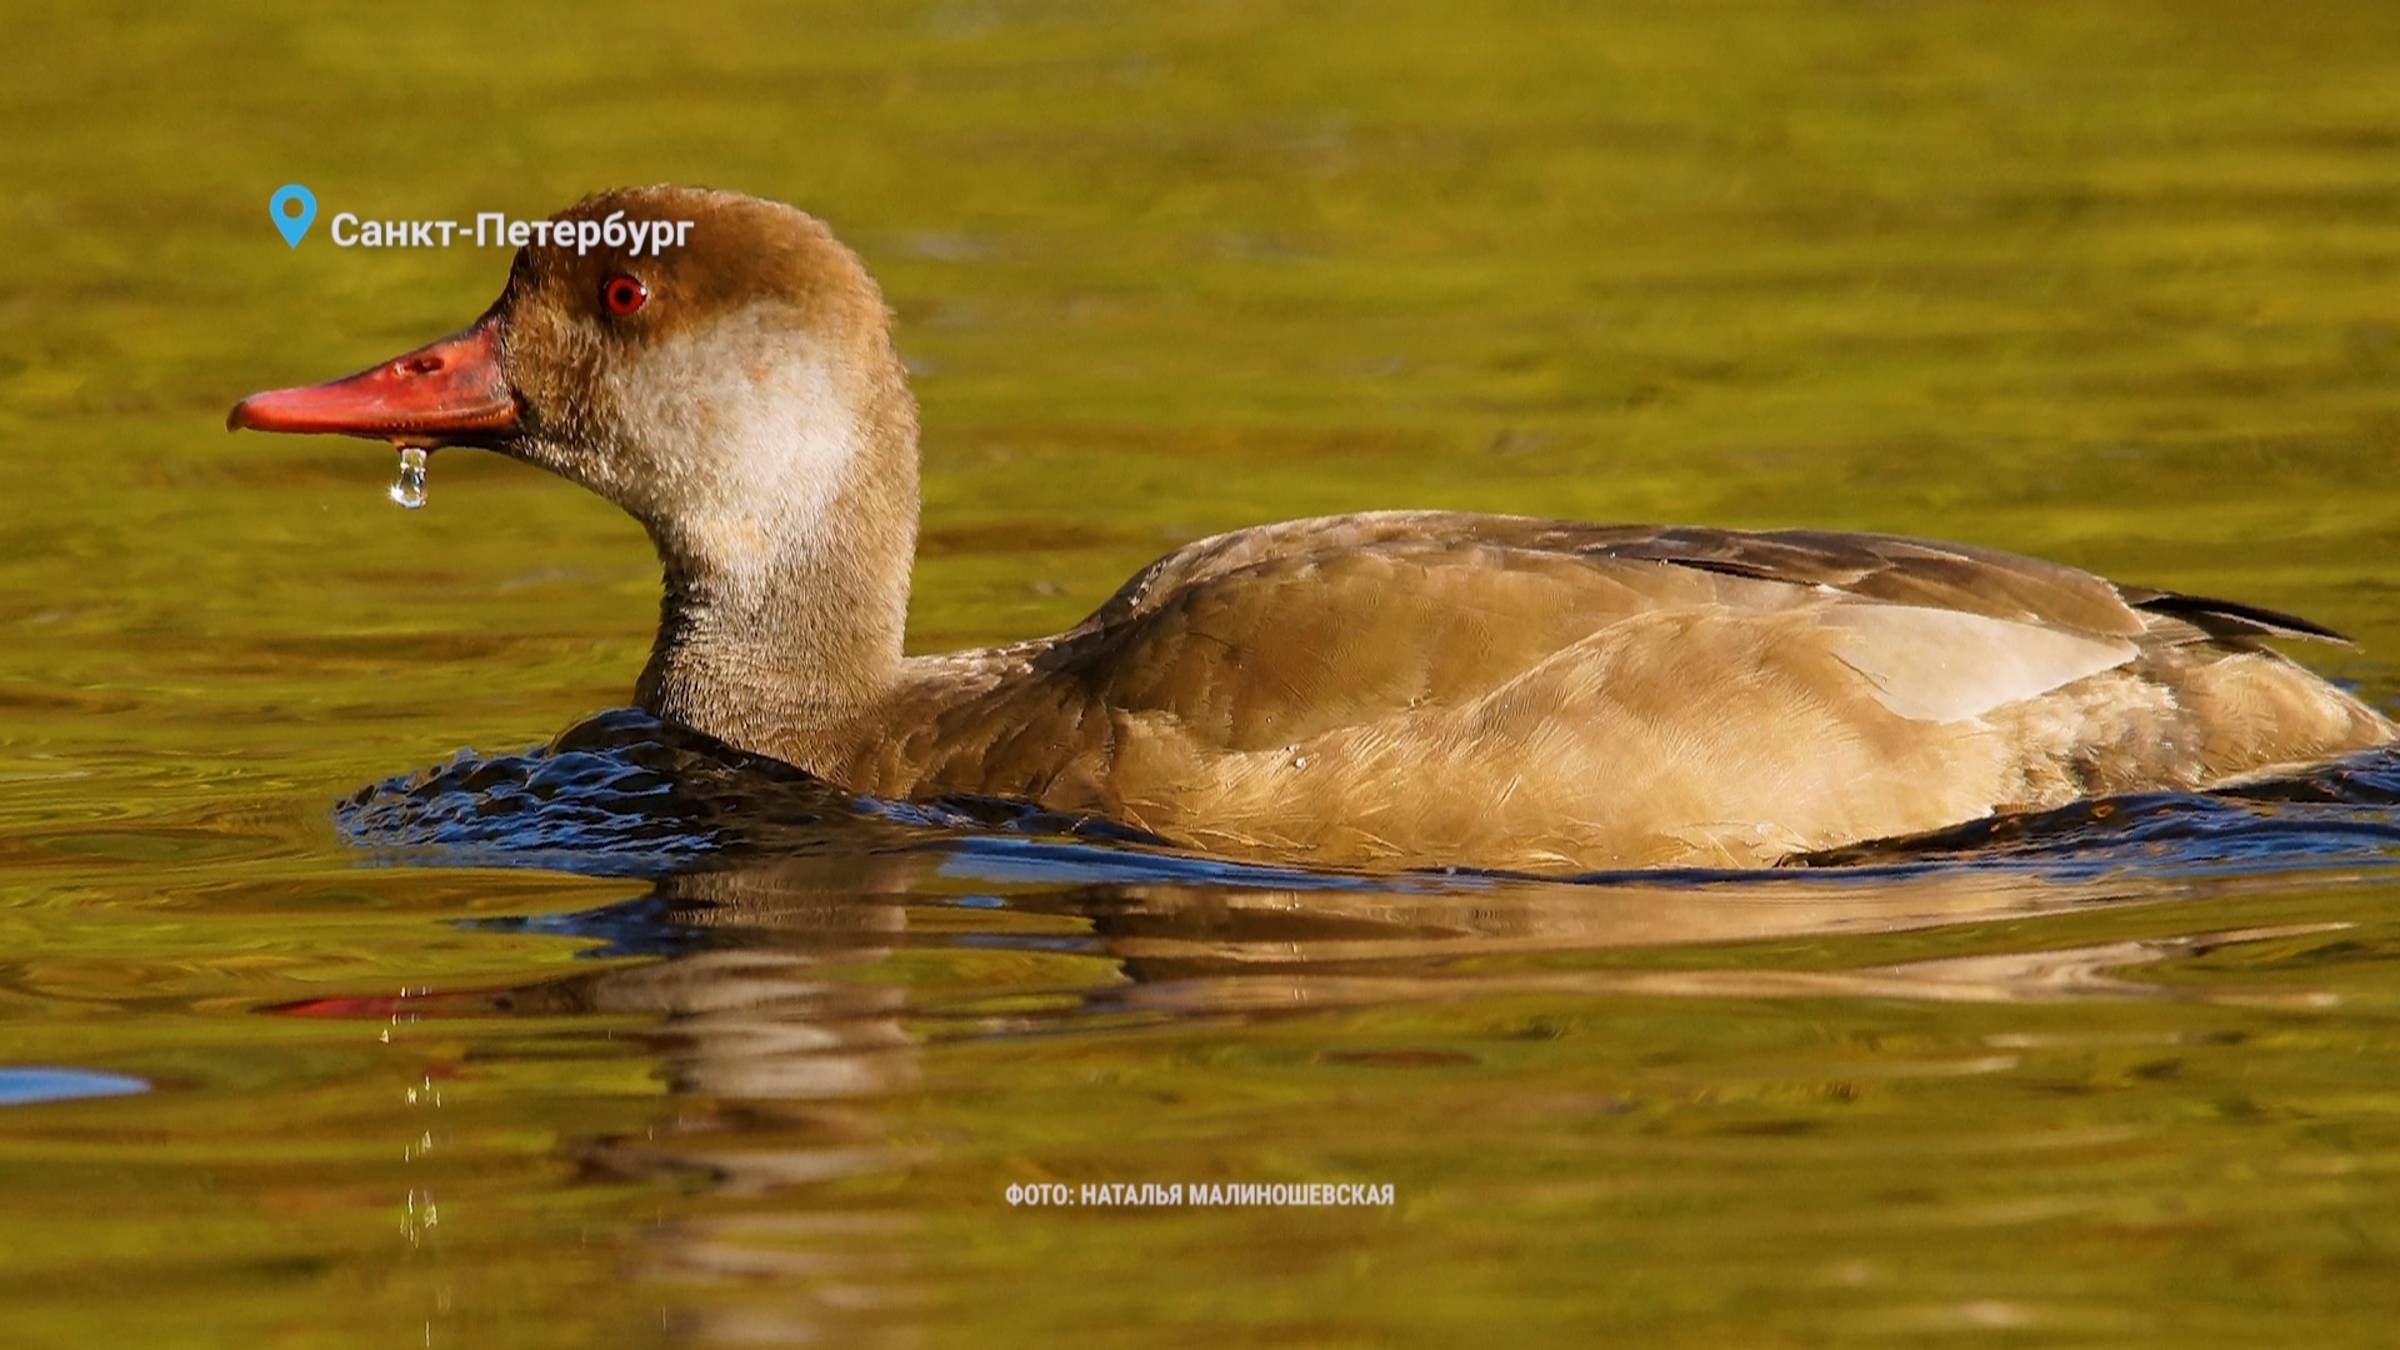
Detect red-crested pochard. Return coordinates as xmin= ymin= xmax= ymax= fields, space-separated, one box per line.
xmin=229 ymin=186 xmax=2395 ymax=871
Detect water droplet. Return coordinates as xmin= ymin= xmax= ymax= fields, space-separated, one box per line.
xmin=389 ymin=445 xmax=428 ymax=510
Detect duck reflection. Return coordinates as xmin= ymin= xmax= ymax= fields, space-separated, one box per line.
xmin=560 ymin=864 xmax=921 ymax=1196
xmin=418 ymin=846 xmax=2324 ymax=1087
xmin=450 ymin=856 xmax=931 ymax=1343
xmin=426 ymin=841 xmax=2303 ymax=1201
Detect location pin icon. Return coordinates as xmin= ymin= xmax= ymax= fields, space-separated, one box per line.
xmin=269 ymin=184 xmax=317 ymax=248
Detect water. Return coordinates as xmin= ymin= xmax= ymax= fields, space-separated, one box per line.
xmin=389 ymin=446 xmax=430 ymax=510
xmin=8 ymin=1 xmax=2400 ymax=1344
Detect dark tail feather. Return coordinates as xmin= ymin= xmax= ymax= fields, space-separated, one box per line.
xmin=2126 ymin=588 xmax=2352 ymax=645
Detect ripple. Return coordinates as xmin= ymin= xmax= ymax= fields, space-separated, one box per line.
xmin=336 ymin=708 xmax=1168 ymax=878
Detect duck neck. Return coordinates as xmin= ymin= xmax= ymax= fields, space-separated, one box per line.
xmin=633 ymin=358 xmax=919 ymax=773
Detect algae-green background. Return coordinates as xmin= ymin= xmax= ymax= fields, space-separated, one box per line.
xmin=3 ymin=1 xmax=2398 ymax=1344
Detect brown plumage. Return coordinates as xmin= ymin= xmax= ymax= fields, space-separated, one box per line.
xmin=228 ymin=186 xmax=2396 ymax=872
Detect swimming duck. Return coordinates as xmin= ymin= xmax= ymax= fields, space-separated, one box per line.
xmin=228 ymin=186 xmax=2395 ymax=871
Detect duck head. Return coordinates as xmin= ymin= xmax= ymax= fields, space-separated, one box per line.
xmin=229 ymin=186 xmax=923 ymax=745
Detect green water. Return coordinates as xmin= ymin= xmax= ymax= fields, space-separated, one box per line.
xmin=7 ymin=0 xmax=2400 ymax=1343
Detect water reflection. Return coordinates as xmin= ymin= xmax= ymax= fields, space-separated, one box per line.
xmin=0 ymin=1067 xmax=149 ymax=1106
xmin=277 ymin=856 xmax=928 ymax=1344
xmin=289 ymin=843 xmax=2358 ymax=1342
xmin=504 ymin=853 xmax=2357 ymax=1044
xmin=570 ymin=863 xmax=928 ymax=1344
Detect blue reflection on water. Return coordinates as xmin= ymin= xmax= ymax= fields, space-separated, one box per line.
xmin=0 ymin=1068 xmax=149 ymax=1106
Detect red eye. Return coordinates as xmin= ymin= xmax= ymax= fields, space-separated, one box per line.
xmin=601 ymin=274 xmax=648 ymax=317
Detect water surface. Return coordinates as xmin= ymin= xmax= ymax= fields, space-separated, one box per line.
xmin=6 ymin=1 xmax=2400 ymax=1344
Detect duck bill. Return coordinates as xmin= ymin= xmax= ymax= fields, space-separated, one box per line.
xmin=226 ymin=320 xmax=518 ymax=442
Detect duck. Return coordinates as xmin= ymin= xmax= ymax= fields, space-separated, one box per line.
xmin=228 ymin=185 xmax=2396 ymax=872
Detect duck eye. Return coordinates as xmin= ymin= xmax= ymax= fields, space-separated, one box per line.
xmin=601 ymin=274 xmax=648 ymax=317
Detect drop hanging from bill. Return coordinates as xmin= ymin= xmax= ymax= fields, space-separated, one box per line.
xmin=388 ymin=445 xmax=428 ymax=510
